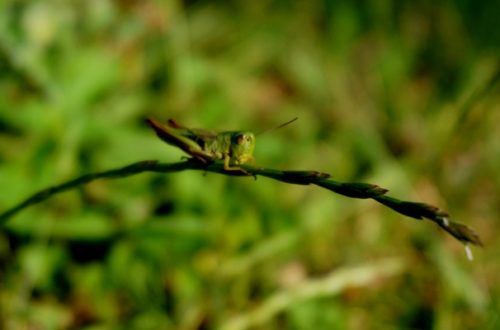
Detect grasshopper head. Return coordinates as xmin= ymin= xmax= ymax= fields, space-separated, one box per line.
xmin=231 ymin=132 xmax=255 ymax=165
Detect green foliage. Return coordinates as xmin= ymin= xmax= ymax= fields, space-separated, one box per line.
xmin=1 ymin=0 xmax=498 ymax=329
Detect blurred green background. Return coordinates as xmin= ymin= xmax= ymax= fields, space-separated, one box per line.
xmin=0 ymin=0 xmax=499 ymax=329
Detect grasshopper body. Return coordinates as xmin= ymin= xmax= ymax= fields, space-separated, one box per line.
xmin=146 ymin=118 xmax=255 ymax=173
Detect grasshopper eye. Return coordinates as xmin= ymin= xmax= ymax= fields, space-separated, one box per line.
xmin=235 ymin=133 xmax=253 ymax=145
xmin=236 ymin=134 xmax=248 ymax=144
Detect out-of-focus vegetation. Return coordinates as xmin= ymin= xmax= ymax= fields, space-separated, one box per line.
xmin=0 ymin=0 xmax=498 ymax=329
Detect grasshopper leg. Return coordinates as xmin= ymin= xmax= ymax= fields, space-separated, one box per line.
xmin=223 ymin=155 xmax=253 ymax=176
xmin=146 ymin=118 xmax=214 ymax=163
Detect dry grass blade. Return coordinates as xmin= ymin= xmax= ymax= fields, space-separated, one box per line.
xmin=0 ymin=160 xmax=482 ymax=249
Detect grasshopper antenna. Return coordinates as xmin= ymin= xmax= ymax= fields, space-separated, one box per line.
xmin=256 ymin=117 xmax=298 ymax=136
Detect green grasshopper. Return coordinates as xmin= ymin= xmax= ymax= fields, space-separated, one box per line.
xmin=145 ymin=117 xmax=297 ymax=175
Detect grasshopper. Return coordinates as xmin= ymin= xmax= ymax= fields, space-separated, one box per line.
xmin=145 ymin=117 xmax=297 ymax=175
